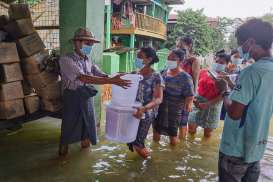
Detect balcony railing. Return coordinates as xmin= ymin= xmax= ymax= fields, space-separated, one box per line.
xmin=135 ymin=12 xmax=166 ymax=38
xmin=111 ymin=12 xmax=167 ymax=40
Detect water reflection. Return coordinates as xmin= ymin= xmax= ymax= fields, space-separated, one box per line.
xmin=0 ymin=118 xmax=272 ymax=182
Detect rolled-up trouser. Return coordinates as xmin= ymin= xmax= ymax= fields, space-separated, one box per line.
xmin=218 ymin=152 xmax=260 ymax=182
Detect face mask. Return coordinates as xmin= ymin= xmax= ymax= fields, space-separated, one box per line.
xmin=212 ymin=63 xmax=226 ymax=72
xmin=231 ymin=57 xmax=243 ymax=65
xmin=167 ymin=60 xmax=177 ymax=70
xmin=238 ymin=46 xmax=250 ymax=61
xmin=135 ymin=58 xmax=144 ymax=69
xmin=80 ymin=44 xmax=93 ymax=56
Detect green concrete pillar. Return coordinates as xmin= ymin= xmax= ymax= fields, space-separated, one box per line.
xmin=105 ymin=4 xmax=111 ymax=49
xmin=60 ymin=0 xmax=105 ymax=123
xmin=152 ymin=3 xmax=156 ymax=17
xmin=129 ymin=34 xmax=135 ymax=71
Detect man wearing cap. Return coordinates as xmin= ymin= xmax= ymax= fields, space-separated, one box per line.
xmin=58 ymin=28 xmax=130 ymax=156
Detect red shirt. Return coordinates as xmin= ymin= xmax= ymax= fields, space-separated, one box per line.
xmin=197 ymin=69 xmax=220 ymax=100
xmin=181 ymin=57 xmax=195 ymax=77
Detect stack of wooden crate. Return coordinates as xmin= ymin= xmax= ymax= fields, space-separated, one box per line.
xmin=0 ymin=42 xmax=25 ymax=119
xmin=0 ymin=4 xmax=62 ymax=119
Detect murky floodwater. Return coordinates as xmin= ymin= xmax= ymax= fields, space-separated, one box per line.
xmin=0 ymin=117 xmax=272 ymax=182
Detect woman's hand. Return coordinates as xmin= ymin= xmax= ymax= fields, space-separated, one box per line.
xmin=185 ymin=96 xmax=194 ymax=112
xmin=193 ymin=99 xmax=199 ymax=108
xmin=185 ymin=102 xmax=193 ymax=112
xmin=133 ymin=106 xmax=146 ymax=119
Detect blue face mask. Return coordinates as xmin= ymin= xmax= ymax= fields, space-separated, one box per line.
xmin=238 ymin=46 xmax=250 ymax=61
xmin=167 ymin=60 xmax=177 ymax=70
xmin=135 ymin=58 xmax=144 ymax=69
xmin=212 ymin=63 xmax=226 ymax=72
xmin=80 ymin=44 xmax=93 ymax=56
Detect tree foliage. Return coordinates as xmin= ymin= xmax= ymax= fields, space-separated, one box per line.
xmin=166 ymin=9 xmax=213 ymax=56
xmin=211 ymin=17 xmax=234 ymax=51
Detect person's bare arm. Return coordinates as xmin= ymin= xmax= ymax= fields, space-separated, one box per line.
xmin=134 ymin=85 xmax=163 ymax=119
xmin=223 ymin=96 xmax=246 ymax=120
xmin=78 ymin=74 xmax=131 ymax=89
xmin=185 ymin=96 xmax=194 ymax=112
xmin=216 ymin=79 xmax=246 ymax=120
xmin=192 ymin=58 xmax=200 ymax=93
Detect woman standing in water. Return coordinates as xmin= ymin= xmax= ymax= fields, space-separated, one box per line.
xmin=128 ymin=47 xmax=164 ymax=159
xmin=176 ymin=37 xmax=200 ymax=139
xmin=188 ymin=52 xmax=230 ymax=138
xmin=153 ymin=49 xmax=194 ymax=145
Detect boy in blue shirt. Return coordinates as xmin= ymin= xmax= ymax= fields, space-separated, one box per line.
xmin=216 ymin=19 xmax=273 ymax=182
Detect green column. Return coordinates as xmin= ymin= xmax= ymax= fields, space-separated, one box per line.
xmin=60 ymin=0 xmax=105 ymax=123
xmin=130 ymin=34 xmax=135 ymax=71
xmin=152 ymin=3 xmax=156 ymax=17
xmin=105 ymin=4 xmax=111 ymax=49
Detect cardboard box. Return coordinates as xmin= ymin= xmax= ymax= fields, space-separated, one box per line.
xmin=42 ymin=99 xmax=62 ymax=112
xmin=4 ymin=18 xmax=35 ymax=39
xmin=21 ymin=49 xmax=49 ymax=75
xmin=0 ymin=43 xmax=20 ymax=64
xmin=9 ymin=4 xmax=32 ymax=20
xmin=0 ymin=99 xmax=25 ymax=120
xmin=26 ymin=71 xmax=59 ymax=90
xmin=16 ymin=32 xmax=45 ymax=57
xmin=36 ymin=81 xmax=61 ymax=100
xmin=0 ymin=63 xmax=23 ymax=83
xmin=24 ymin=94 xmax=40 ymax=114
xmin=0 ymin=81 xmax=24 ymax=101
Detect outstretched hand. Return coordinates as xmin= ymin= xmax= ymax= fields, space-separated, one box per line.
xmin=110 ymin=74 xmax=131 ymax=89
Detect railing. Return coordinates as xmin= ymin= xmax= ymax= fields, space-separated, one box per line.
xmin=111 ymin=12 xmax=167 ymax=39
xmin=135 ymin=12 xmax=166 ymax=37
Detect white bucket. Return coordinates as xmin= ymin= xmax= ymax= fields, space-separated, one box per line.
xmin=105 ymin=102 xmax=141 ymax=143
xmin=111 ymin=74 xmax=143 ymax=107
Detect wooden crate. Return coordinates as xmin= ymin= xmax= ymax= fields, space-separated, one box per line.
xmin=21 ymin=49 xmax=49 ymax=75
xmin=8 ymin=4 xmax=32 ymax=20
xmin=0 ymin=43 xmax=20 ymax=64
xmin=22 ymin=80 xmax=34 ymax=95
xmin=0 ymin=63 xmax=23 ymax=83
xmin=24 ymin=94 xmax=40 ymax=114
xmin=42 ymin=99 xmax=62 ymax=112
xmin=16 ymin=32 xmax=46 ymax=57
xmin=0 ymin=99 xmax=25 ymax=120
xmin=0 ymin=15 xmax=8 ymax=29
xmin=0 ymin=81 xmax=24 ymax=101
xmin=26 ymin=71 xmax=59 ymax=90
xmin=36 ymin=81 xmax=61 ymax=100
xmin=4 ymin=18 xmax=35 ymax=39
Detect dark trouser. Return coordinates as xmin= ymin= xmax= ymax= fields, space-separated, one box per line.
xmin=128 ymin=113 xmax=154 ymax=151
xmin=218 ymin=152 xmax=260 ymax=182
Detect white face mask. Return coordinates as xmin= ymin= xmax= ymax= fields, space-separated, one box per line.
xmin=167 ymin=60 xmax=177 ymax=70
xmin=212 ymin=63 xmax=226 ymax=72
xmin=231 ymin=56 xmax=243 ymax=65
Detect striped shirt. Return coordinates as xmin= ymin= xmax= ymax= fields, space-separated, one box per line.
xmin=59 ymin=52 xmax=107 ymax=90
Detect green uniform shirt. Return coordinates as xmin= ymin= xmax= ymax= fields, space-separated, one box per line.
xmin=220 ymin=57 xmax=273 ymax=163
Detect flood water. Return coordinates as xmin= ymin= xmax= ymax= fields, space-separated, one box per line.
xmin=0 ymin=117 xmax=272 ymax=182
